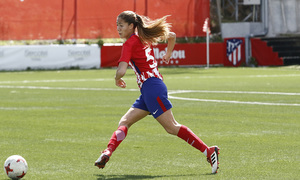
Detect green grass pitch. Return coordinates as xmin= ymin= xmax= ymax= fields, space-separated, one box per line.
xmin=0 ymin=67 xmax=299 ymax=179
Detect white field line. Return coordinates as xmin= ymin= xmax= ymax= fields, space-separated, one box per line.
xmin=0 ymin=85 xmax=139 ymax=92
xmin=0 ymin=85 xmax=299 ymax=106
xmin=0 ymin=73 xmax=299 ymax=84
xmin=168 ymin=95 xmax=300 ymax=107
xmin=168 ymin=90 xmax=300 ymax=96
xmin=1 ymin=85 xmax=299 ymax=96
xmin=165 ymin=74 xmax=300 ymax=79
xmin=0 ymin=78 xmax=111 ymax=84
xmin=168 ymin=90 xmax=300 ymax=106
xmin=0 ymin=107 xmax=63 ymax=110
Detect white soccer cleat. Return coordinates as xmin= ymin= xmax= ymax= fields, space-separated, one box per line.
xmin=206 ymin=146 xmax=220 ymax=173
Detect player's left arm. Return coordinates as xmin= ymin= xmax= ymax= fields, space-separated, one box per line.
xmin=115 ymin=61 xmax=128 ymax=88
xmin=162 ymin=32 xmax=176 ymax=64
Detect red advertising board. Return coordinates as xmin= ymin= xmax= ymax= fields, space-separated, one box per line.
xmin=154 ymin=43 xmax=224 ymax=66
xmin=101 ymin=43 xmax=225 ymax=68
xmin=100 ymin=44 xmax=122 ymax=67
xmin=101 ymin=38 xmax=285 ymax=68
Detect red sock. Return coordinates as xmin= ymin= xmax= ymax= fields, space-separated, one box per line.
xmin=177 ymin=125 xmax=208 ymax=153
xmin=107 ymin=126 xmax=128 ymax=152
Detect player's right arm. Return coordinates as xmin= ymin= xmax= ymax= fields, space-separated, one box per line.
xmin=116 ymin=40 xmax=132 ymax=88
xmin=115 ymin=61 xmax=128 ymax=88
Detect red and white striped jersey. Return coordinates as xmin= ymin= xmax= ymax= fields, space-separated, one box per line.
xmin=118 ymin=34 xmax=163 ymax=88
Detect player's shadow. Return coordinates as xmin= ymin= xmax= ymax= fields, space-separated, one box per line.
xmin=95 ymin=173 xmax=211 ymax=179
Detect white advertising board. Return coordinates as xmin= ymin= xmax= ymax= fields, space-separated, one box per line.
xmin=0 ymin=44 xmax=100 ymax=70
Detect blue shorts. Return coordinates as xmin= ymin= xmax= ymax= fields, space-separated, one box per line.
xmin=132 ymin=77 xmax=172 ymax=118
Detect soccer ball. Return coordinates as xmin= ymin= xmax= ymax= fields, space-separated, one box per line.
xmin=4 ymin=155 xmax=28 ymax=179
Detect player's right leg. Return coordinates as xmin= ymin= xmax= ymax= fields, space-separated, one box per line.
xmin=156 ymin=110 xmax=220 ymax=173
xmin=206 ymin=146 xmax=220 ymax=173
xmin=95 ymin=107 xmax=149 ymax=169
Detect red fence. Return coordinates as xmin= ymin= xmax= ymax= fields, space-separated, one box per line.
xmin=0 ymin=0 xmax=209 ymax=40
xmin=251 ymin=38 xmax=283 ymax=66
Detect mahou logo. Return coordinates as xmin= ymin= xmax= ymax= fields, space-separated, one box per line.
xmin=153 ymin=48 xmax=185 ymax=65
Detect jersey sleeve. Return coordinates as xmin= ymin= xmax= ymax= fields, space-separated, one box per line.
xmin=118 ymin=41 xmax=132 ymax=64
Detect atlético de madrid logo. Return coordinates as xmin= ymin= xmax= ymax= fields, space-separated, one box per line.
xmin=226 ymin=38 xmax=245 ymax=66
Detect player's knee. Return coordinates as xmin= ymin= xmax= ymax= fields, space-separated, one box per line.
xmin=118 ymin=117 xmax=131 ymax=128
xmin=164 ymin=126 xmax=180 ymax=135
xmin=165 ymin=128 xmax=176 ymax=135
xmin=118 ymin=119 xmax=128 ymax=127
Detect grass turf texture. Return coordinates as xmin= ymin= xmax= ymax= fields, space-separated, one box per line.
xmin=0 ymin=67 xmax=299 ymax=180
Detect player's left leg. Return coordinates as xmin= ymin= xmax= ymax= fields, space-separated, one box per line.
xmin=107 ymin=107 xmax=149 ymax=153
xmin=95 ymin=107 xmax=149 ymax=169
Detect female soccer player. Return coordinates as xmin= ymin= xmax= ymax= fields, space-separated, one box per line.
xmin=95 ymin=11 xmax=220 ymax=174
